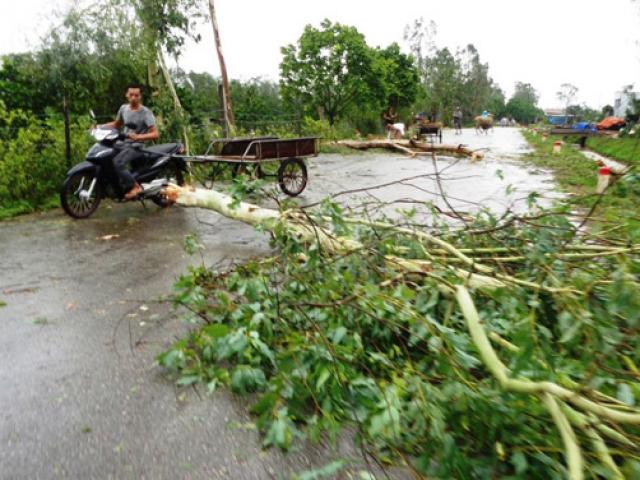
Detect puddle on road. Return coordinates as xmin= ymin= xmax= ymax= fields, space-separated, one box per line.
xmin=301 ymin=128 xmax=559 ymax=222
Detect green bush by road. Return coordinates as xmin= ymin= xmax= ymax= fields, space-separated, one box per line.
xmin=0 ymin=103 xmax=92 ymax=220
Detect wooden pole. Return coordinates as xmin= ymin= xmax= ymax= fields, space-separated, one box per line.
xmin=208 ymin=0 xmax=235 ymax=133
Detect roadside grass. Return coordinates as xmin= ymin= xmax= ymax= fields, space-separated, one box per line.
xmin=586 ymin=136 xmax=640 ymax=166
xmin=521 ymin=130 xmax=640 ymax=241
xmin=0 ymin=196 xmax=59 ymax=221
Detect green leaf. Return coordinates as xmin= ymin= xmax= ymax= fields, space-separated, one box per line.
xmin=182 ymin=233 xmax=203 ymax=255
xmin=332 ymin=326 xmax=347 ymax=344
xmin=157 ymin=349 xmax=185 ymax=370
xmin=316 ymin=368 xmax=331 ymax=391
xmin=264 ymin=408 xmax=294 ymax=450
xmin=559 ymin=315 xmax=582 ymax=343
xmin=202 ymin=323 xmax=230 ymax=339
xmin=294 ymin=459 xmax=347 ymax=480
xmin=250 ymin=335 xmax=276 ymax=367
xmin=617 ymin=383 xmax=636 ymax=407
xmin=230 ymin=365 xmax=266 ymax=394
xmin=511 ymin=452 xmax=528 ymax=474
xmin=176 ymin=374 xmax=200 ymax=386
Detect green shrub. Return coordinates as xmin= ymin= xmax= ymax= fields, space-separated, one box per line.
xmin=0 ymin=101 xmax=92 ymax=217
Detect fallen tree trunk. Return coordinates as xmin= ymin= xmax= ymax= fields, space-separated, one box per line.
xmin=336 ymin=139 xmax=484 ymax=160
xmin=161 ymin=183 xmax=640 ymax=478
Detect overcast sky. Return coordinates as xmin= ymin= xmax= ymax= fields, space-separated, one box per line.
xmin=2 ymin=0 xmax=639 ymax=108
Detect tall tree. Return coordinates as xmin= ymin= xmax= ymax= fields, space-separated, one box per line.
xmin=458 ymin=44 xmax=495 ymax=118
xmin=132 ymin=0 xmax=203 ymax=148
xmin=208 ymin=0 xmax=235 ymax=133
xmin=175 ymin=71 xmax=221 ymax=119
xmin=556 ymin=83 xmax=578 ymax=115
xmin=486 ymin=86 xmax=507 ymax=119
xmin=0 ymin=3 xmax=147 ymax=116
xmin=505 ymin=82 xmax=542 ymax=124
xmin=375 ymin=43 xmax=420 ymax=112
xmin=403 ymin=17 xmax=437 ymax=75
xmin=280 ymin=20 xmax=384 ymax=125
xmin=404 ymin=20 xmax=502 ymax=122
xmin=512 ymin=82 xmax=539 ymax=105
xmin=420 ymin=47 xmax=462 ymax=122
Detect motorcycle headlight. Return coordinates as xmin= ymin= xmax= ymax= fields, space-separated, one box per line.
xmin=92 ymin=128 xmax=119 ymax=141
xmin=92 ymin=128 xmax=109 ymax=141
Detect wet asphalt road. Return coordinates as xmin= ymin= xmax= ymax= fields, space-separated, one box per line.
xmin=0 ymin=129 xmax=556 ymax=479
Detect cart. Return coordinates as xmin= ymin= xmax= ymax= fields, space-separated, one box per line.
xmin=183 ymin=136 xmax=319 ymax=197
xmin=414 ymin=122 xmax=443 ymax=143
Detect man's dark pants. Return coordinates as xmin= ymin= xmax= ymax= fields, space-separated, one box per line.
xmin=113 ymin=147 xmax=141 ymax=192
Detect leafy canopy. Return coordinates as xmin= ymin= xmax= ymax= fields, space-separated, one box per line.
xmin=280 ymin=19 xmax=385 ymax=125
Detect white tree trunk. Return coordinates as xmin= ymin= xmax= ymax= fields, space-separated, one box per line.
xmin=161 ymin=182 xmax=640 ymax=479
xmin=157 ymin=46 xmax=190 ymax=152
xmin=208 ymin=0 xmax=235 ymax=133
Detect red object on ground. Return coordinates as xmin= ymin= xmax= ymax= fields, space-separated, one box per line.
xmin=599 ymin=166 xmax=612 ymax=176
xmin=596 ymin=117 xmax=625 ymax=131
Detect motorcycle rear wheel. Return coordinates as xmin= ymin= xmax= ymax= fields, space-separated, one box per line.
xmin=61 ymin=172 xmax=102 ymax=219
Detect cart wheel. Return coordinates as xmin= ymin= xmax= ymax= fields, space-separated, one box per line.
xmin=278 ymin=158 xmax=307 ymax=197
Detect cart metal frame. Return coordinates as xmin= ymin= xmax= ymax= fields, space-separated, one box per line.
xmin=178 ymin=136 xmax=319 ymax=197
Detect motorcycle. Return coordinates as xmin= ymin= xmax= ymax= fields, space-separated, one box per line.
xmin=60 ymin=123 xmax=186 ymax=219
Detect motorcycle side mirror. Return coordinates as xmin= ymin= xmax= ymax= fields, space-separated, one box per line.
xmin=89 ymin=109 xmax=96 ymax=121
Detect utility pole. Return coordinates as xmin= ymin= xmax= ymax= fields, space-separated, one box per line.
xmin=208 ymin=0 xmax=235 ymax=134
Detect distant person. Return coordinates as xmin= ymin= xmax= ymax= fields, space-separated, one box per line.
xmin=382 ymin=106 xmax=398 ymax=126
xmin=386 ymin=122 xmax=405 ymax=139
xmin=100 ymin=83 xmax=159 ymax=199
xmin=453 ymin=107 xmax=463 ymax=134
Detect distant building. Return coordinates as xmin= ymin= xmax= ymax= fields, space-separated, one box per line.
xmin=613 ymin=90 xmax=639 ymax=118
xmin=543 ymin=108 xmax=574 ymax=126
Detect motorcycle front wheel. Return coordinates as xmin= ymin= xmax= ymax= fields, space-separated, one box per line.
xmin=60 ymin=172 xmax=102 ymax=219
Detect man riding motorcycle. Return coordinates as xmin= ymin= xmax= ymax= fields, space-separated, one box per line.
xmin=100 ymin=83 xmax=159 ymax=199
